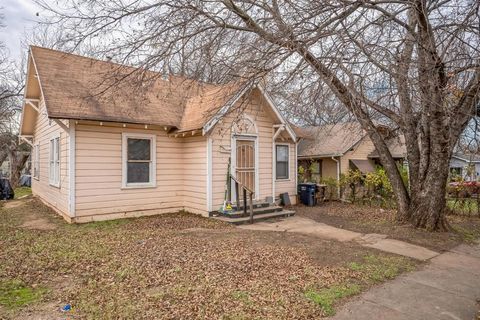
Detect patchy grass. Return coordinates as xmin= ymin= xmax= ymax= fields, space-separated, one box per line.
xmin=296 ymin=202 xmax=480 ymax=251
xmin=0 ymin=279 xmax=46 ymax=310
xmin=0 ymin=198 xmax=420 ymax=319
xmin=303 ymin=253 xmax=416 ymax=316
xmin=305 ymin=284 xmax=361 ymax=316
xmin=348 ymin=254 xmax=416 ymax=283
xmin=13 ymin=187 xmax=31 ymax=199
xmin=452 ymin=224 xmax=480 ymax=243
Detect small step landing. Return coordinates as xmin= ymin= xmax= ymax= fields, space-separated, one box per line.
xmin=213 ymin=210 xmax=296 ymax=225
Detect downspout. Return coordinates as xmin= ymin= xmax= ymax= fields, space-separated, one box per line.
xmin=331 ymin=156 xmax=341 ymax=199
xmin=272 ymin=124 xmax=285 ymax=201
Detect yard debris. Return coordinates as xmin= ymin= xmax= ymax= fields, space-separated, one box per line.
xmin=61 ymin=304 xmax=72 ymax=312
xmin=1 ymin=198 xmax=419 ymax=319
xmin=296 ymin=202 xmax=480 ymax=251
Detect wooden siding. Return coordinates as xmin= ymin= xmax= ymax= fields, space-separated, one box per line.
xmin=341 ymin=137 xmax=376 ymax=174
xmin=321 ymin=158 xmax=338 ymax=179
xmin=275 ymin=142 xmax=297 ymax=204
xmin=75 ymin=124 xmax=207 ymax=219
xmin=182 ymin=136 xmax=207 ymax=214
xmin=31 ymin=98 xmax=70 ymax=216
xmin=210 ymin=89 xmax=297 ymax=209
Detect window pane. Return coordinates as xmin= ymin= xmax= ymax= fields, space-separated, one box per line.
xmin=55 ymin=138 xmax=60 ymax=161
xmin=128 ymin=138 xmax=151 ymax=160
xmin=276 ymin=162 xmax=288 ymax=179
xmin=276 ymin=145 xmax=288 ymax=162
xmin=50 ymin=140 xmax=54 ymax=162
xmin=127 ymin=162 xmax=150 ymax=183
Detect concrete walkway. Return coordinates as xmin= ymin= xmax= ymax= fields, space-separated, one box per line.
xmin=240 ymin=216 xmax=480 ymax=319
xmin=239 ymin=216 xmax=439 ymax=260
xmin=332 ymin=244 xmax=480 ymax=320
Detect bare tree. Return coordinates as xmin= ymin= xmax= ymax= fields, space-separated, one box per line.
xmin=36 ymin=0 xmax=480 ymax=231
xmin=0 ymin=9 xmax=30 ymax=185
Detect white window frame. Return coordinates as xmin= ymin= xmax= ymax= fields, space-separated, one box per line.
xmin=275 ymin=143 xmax=290 ymax=180
xmin=33 ymin=143 xmax=40 ymax=180
xmin=49 ymin=133 xmax=61 ymax=187
xmin=122 ymin=133 xmax=156 ymax=189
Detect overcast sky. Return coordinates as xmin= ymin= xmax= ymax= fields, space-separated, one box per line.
xmin=1 ymin=0 xmax=41 ymax=60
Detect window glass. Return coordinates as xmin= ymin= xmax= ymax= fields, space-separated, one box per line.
xmin=49 ymin=137 xmax=60 ymax=186
xmin=276 ymin=145 xmax=289 ymax=179
xmin=127 ymin=162 xmax=150 ymax=183
xmin=277 ymin=145 xmax=288 ymax=162
xmin=128 ymin=139 xmax=151 ymax=160
xmin=124 ymin=137 xmax=154 ymax=186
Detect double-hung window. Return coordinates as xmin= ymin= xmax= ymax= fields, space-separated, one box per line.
xmin=122 ymin=133 xmax=156 ymax=188
xmin=33 ymin=143 xmax=40 ymax=180
xmin=276 ymin=144 xmax=289 ymax=180
xmin=49 ymin=135 xmax=60 ymax=187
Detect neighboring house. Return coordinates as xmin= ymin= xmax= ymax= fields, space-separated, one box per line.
xmin=450 ymin=153 xmax=480 ymax=180
xmin=296 ymin=122 xmax=406 ymax=183
xmin=19 ymin=46 xmax=297 ymax=223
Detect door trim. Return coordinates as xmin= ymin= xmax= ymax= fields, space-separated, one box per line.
xmin=231 ymin=134 xmax=259 ymax=200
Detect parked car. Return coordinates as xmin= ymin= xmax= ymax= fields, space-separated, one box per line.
xmin=0 ymin=178 xmax=14 ymax=200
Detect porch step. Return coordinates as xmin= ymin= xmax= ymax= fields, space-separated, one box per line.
xmin=222 ymin=205 xmax=283 ymax=218
xmin=213 ymin=210 xmax=295 ymax=225
xmin=232 ymin=201 xmax=270 ymax=211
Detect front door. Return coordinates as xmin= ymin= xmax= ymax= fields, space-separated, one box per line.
xmin=235 ymin=139 xmax=256 ymax=193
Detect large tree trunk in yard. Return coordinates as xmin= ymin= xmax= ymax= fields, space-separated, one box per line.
xmin=8 ymin=151 xmax=29 ymax=189
xmin=408 ymin=155 xmax=451 ymax=231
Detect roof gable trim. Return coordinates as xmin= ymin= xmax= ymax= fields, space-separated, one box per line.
xmin=20 ymin=51 xmax=48 ymax=136
xmin=203 ymin=82 xmax=296 ymax=141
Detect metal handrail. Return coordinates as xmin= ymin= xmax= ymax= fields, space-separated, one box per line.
xmin=228 ymin=173 xmax=255 ymax=223
xmin=229 ymin=173 xmax=254 ymax=194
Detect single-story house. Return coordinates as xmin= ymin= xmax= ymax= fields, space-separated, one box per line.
xmin=296 ymin=122 xmax=406 ymax=183
xmin=450 ymin=153 xmax=480 ymax=180
xmin=19 ymin=46 xmax=298 ymax=223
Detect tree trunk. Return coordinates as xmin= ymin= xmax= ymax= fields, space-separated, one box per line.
xmin=407 ymin=150 xmax=451 ymax=231
xmin=9 ymin=151 xmax=29 ymax=189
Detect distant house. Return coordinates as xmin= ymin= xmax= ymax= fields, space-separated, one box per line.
xmin=296 ymin=122 xmax=406 ymax=183
xmin=450 ymin=153 xmax=480 ymax=181
xmin=19 ymin=46 xmax=297 ymax=223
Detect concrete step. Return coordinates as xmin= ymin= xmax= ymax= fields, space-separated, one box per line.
xmin=221 ymin=205 xmax=283 ymax=218
xmin=213 ymin=210 xmax=295 ymax=225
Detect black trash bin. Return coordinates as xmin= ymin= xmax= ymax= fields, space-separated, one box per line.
xmin=298 ymin=183 xmax=317 ymax=206
xmin=0 ymin=178 xmax=14 ymax=200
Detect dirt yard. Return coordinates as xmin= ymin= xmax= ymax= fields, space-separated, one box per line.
xmin=295 ymin=201 xmax=480 ymax=252
xmin=0 ymin=197 xmax=418 ymax=319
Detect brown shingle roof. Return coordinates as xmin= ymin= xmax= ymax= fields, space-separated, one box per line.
xmin=297 ymin=122 xmax=366 ymax=157
xmin=30 ymin=46 xmax=242 ymax=131
xmin=368 ymin=135 xmax=406 ymax=159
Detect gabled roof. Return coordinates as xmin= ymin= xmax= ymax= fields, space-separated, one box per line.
xmin=297 ymin=122 xmax=365 ymax=158
xmin=23 ymin=46 xmax=289 ymax=136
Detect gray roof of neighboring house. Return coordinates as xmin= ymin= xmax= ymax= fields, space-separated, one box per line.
xmin=297 ymin=122 xmax=366 ymax=158
xmin=296 ymin=122 xmax=407 ymax=159
xmin=368 ymin=135 xmax=407 ymax=159
xmin=452 ymin=153 xmax=480 ymax=163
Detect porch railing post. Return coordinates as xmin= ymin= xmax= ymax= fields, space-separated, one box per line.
xmin=243 ymin=188 xmax=247 ymax=216
xmin=235 ymin=181 xmax=240 ymax=209
xmin=249 ymin=192 xmax=254 ymax=224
